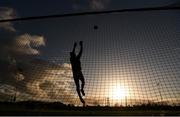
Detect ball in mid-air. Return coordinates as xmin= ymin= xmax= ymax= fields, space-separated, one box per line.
xmin=94 ymin=25 xmax=98 ymax=30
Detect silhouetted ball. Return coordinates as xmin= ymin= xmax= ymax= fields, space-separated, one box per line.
xmin=94 ymin=25 xmax=98 ymax=30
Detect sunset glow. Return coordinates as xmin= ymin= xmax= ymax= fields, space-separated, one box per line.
xmin=110 ymin=85 xmax=127 ymax=100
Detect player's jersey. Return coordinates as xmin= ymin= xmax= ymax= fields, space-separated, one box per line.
xmin=70 ymin=56 xmax=82 ymax=71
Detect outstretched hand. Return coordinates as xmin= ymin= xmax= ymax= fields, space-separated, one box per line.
xmin=74 ymin=42 xmax=77 ymax=47
xmin=80 ymin=41 xmax=83 ymax=46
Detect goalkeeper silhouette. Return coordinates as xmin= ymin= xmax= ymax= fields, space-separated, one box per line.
xmin=70 ymin=41 xmax=85 ymax=105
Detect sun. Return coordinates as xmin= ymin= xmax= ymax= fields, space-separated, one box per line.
xmin=110 ymin=86 xmax=126 ymax=100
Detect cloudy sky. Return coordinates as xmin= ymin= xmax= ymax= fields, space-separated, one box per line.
xmin=0 ymin=0 xmax=180 ymax=106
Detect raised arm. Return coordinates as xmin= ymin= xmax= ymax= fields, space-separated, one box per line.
xmin=77 ymin=41 xmax=83 ymax=59
xmin=71 ymin=42 xmax=77 ymax=54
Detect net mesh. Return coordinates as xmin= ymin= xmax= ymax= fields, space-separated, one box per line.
xmin=0 ymin=10 xmax=179 ymax=106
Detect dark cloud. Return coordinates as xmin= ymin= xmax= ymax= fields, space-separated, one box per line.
xmin=0 ymin=7 xmax=74 ymax=103
xmin=0 ymin=8 xmax=76 ymax=103
xmin=0 ymin=7 xmax=16 ymax=31
xmin=12 ymin=34 xmax=45 ymax=55
xmin=71 ymin=0 xmax=110 ymax=11
xmin=23 ymin=60 xmax=75 ymax=103
xmin=0 ymin=53 xmax=76 ymax=103
xmin=88 ymin=0 xmax=110 ymax=10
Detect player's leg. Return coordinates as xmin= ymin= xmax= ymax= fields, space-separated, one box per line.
xmin=79 ymin=72 xmax=85 ymax=96
xmin=74 ymin=78 xmax=85 ymax=104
